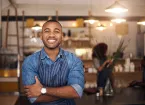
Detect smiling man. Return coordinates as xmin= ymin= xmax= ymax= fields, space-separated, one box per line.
xmin=22 ymin=20 xmax=84 ymax=105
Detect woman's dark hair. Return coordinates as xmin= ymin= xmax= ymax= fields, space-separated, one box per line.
xmin=143 ymin=56 xmax=145 ymax=60
xmin=92 ymin=43 xmax=108 ymax=60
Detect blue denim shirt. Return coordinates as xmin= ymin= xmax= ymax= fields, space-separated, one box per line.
xmin=22 ymin=48 xmax=84 ymax=104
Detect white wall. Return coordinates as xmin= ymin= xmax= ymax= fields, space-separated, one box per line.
xmin=90 ymin=22 xmax=138 ymax=58
xmin=1 ymin=2 xmax=145 ymax=17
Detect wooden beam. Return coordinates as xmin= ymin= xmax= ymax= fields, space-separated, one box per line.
xmin=3 ymin=9 xmax=10 ymax=48
xmin=2 ymin=16 xmax=145 ymax=21
xmin=22 ymin=11 xmax=25 ymax=55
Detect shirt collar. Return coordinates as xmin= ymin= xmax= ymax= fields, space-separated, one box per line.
xmin=40 ymin=48 xmax=64 ymax=60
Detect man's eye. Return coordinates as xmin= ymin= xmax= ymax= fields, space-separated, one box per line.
xmin=44 ymin=30 xmax=49 ymax=33
xmin=54 ymin=31 xmax=60 ymax=33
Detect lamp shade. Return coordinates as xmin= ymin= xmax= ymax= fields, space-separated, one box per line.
xmin=32 ymin=24 xmax=41 ymax=31
xmin=96 ymin=24 xmax=106 ymax=31
xmin=26 ymin=18 xmax=34 ymax=28
xmin=111 ymin=18 xmax=126 ymax=23
xmin=84 ymin=17 xmax=99 ymax=24
xmin=137 ymin=20 xmax=145 ymax=25
xmin=115 ymin=23 xmax=128 ymax=35
xmin=105 ymin=1 xmax=128 ymax=13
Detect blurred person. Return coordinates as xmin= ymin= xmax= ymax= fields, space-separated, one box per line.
xmin=92 ymin=43 xmax=114 ymax=94
xmin=141 ymin=56 xmax=145 ymax=82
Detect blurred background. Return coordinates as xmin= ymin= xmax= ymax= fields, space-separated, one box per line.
xmin=0 ymin=0 xmax=145 ymax=105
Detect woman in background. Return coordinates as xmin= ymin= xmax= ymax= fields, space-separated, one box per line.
xmin=141 ymin=56 xmax=145 ymax=82
xmin=92 ymin=43 xmax=114 ymax=95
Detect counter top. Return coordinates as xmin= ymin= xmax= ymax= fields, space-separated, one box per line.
xmin=75 ymin=87 xmax=145 ymax=105
xmin=15 ymin=87 xmax=145 ymax=105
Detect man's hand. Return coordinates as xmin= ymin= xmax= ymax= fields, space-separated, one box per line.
xmin=24 ymin=76 xmax=43 ymax=97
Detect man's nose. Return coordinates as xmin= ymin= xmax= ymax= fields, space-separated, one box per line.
xmin=49 ymin=32 xmax=55 ymax=36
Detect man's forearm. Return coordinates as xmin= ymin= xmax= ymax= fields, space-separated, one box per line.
xmin=45 ymin=86 xmax=79 ymax=98
xmin=35 ymin=95 xmax=60 ymax=103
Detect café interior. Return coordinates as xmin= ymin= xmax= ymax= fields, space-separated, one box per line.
xmin=0 ymin=0 xmax=145 ymax=105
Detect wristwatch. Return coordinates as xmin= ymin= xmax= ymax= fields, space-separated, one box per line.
xmin=41 ymin=88 xmax=47 ymax=94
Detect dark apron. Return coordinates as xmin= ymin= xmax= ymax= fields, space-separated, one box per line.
xmin=32 ymin=50 xmax=75 ymax=105
xmin=97 ymin=57 xmax=112 ymax=88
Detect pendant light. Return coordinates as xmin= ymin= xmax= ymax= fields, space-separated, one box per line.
xmin=105 ymin=0 xmax=128 ymax=13
xmin=96 ymin=24 xmax=106 ymax=31
xmin=137 ymin=21 xmax=145 ymax=25
xmin=84 ymin=0 xmax=98 ymax=24
xmin=111 ymin=18 xmax=126 ymax=23
xmin=137 ymin=19 xmax=145 ymax=25
xmin=32 ymin=0 xmax=41 ymax=31
xmin=84 ymin=11 xmax=99 ymax=24
xmin=32 ymin=23 xmax=41 ymax=31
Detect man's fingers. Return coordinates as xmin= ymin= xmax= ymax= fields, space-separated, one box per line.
xmin=24 ymin=89 xmax=29 ymax=93
xmin=25 ymin=91 xmax=32 ymax=97
xmin=35 ymin=76 xmax=40 ymax=84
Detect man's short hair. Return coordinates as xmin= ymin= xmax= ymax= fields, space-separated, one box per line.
xmin=42 ymin=19 xmax=62 ymax=28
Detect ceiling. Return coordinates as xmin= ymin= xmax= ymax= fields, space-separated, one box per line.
xmin=13 ymin=0 xmax=145 ymax=5
xmin=1 ymin=0 xmax=145 ymax=17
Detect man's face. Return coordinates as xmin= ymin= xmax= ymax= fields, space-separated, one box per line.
xmin=41 ymin=22 xmax=63 ymax=49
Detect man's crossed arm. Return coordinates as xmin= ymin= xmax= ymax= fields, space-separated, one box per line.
xmin=24 ymin=76 xmax=80 ymax=103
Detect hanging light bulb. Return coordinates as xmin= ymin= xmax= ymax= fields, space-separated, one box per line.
xmin=96 ymin=24 xmax=106 ymax=31
xmin=31 ymin=0 xmax=41 ymax=31
xmin=84 ymin=0 xmax=99 ymax=24
xmin=137 ymin=20 xmax=145 ymax=25
xmin=111 ymin=18 xmax=126 ymax=23
xmin=105 ymin=1 xmax=128 ymax=13
xmin=32 ymin=23 xmax=41 ymax=31
xmin=84 ymin=17 xmax=99 ymax=24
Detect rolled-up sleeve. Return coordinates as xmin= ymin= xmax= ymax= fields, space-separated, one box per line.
xmin=22 ymin=57 xmax=39 ymax=103
xmin=71 ymin=84 xmax=83 ymax=97
xmin=67 ymin=58 xmax=84 ymax=97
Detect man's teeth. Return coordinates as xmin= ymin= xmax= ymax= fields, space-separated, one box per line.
xmin=48 ymin=40 xmax=56 ymax=43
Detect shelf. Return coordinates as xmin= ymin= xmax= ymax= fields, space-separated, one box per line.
xmin=113 ymin=71 xmax=142 ymax=74
xmin=65 ymin=37 xmax=90 ymax=41
xmin=63 ymin=27 xmax=87 ymax=29
xmin=62 ymin=38 xmax=91 ymax=48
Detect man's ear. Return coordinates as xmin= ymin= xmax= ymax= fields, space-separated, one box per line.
xmin=62 ymin=34 xmax=64 ymax=40
xmin=61 ymin=32 xmax=64 ymax=40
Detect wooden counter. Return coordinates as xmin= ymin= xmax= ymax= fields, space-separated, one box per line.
xmin=0 ymin=69 xmax=18 ymax=92
xmin=85 ymin=71 xmax=142 ymax=88
xmin=76 ymin=87 xmax=145 ymax=105
xmin=15 ymin=87 xmax=145 ymax=105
